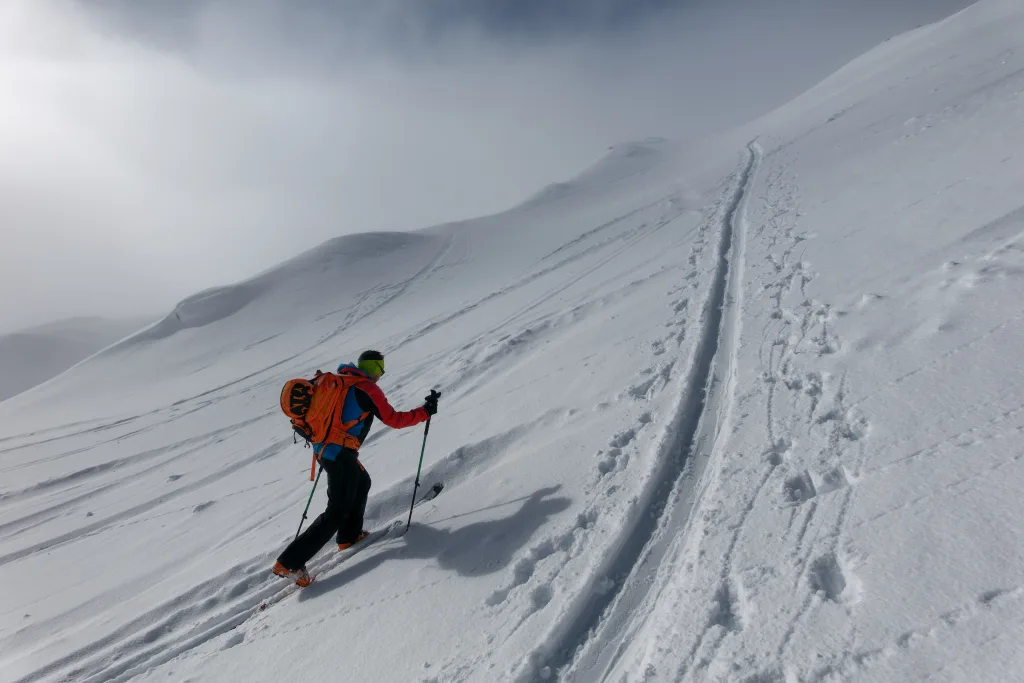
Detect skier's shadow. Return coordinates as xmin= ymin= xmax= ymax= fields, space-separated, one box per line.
xmin=302 ymin=485 xmax=571 ymax=599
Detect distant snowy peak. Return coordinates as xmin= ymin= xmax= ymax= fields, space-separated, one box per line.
xmin=0 ymin=316 xmax=151 ymax=402
xmin=259 ymin=231 xmax=436 ymax=275
xmin=521 ymin=138 xmax=677 ymax=210
xmin=128 ymin=231 xmax=441 ymax=346
xmin=750 ymin=0 xmax=1021 ymax=139
xmin=130 ymin=138 xmax=689 ymax=348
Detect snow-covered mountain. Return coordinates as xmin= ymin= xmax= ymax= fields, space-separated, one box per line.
xmin=3 ymin=2 xmax=1024 ymax=682
xmin=0 ymin=317 xmax=152 ymax=404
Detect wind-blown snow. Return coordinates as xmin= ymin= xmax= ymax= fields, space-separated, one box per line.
xmin=3 ymin=1 xmax=1024 ymax=682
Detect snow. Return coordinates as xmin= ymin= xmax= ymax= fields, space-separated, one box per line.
xmin=4 ymin=1 xmax=1024 ymax=682
xmin=0 ymin=317 xmax=152 ymax=403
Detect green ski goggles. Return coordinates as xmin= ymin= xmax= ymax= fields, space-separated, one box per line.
xmin=358 ymin=358 xmax=385 ymax=377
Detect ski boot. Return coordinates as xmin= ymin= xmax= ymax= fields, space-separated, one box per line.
xmin=272 ymin=561 xmax=313 ymax=587
xmin=338 ymin=530 xmax=370 ymax=552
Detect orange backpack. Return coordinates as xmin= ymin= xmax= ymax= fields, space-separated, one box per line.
xmin=280 ymin=371 xmax=370 ymax=479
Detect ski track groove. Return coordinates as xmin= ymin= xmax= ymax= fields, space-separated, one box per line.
xmin=0 ymin=437 xmax=285 ymax=568
xmin=676 ymin=146 xmax=872 ymax=681
xmin=320 ymin=232 xmax=459 ymax=345
xmin=393 ymin=194 xmax=684 ymax=353
xmin=7 ymin=471 xmax=451 ymax=683
xmin=0 ymin=415 xmax=265 ymax=513
xmin=0 ymin=355 xmax=300 ymax=472
xmin=0 ymin=414 xmax=153 ymax=458
xmin=512 ymin=144 xmax=758 ymax=683
xmin=453 ymin=205 xmax=691 ymax=393
xmin=16 ymin=532 xmax=339 ymax=683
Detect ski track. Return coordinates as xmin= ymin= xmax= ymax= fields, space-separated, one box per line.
xmin=0 ymin=436 xmax=284 ymax=569
xmin=506 ymin=144 xmax=759 ymax=683
xmin=571 ymin=142 xmax=761 ymax=683
xmin=672 ymin=144 xmax=873 ymax=682
xmin=12 ymin=152 xmax=746 ymax=683
xmin=435 ymin=209 xmax=696 ymax=405
xmin=5 ymin=142 xmax=852 ymax=683
xmin=392 ymin=193 xmax=685 ymax=354
xmin=10 ymin=510 xmax=421 ymax=683
xmin=319 ymin=232 xmax=459 ymax=345
xmin=5 ymin=420 xmax=515 ymax=683
xmin=0 ymin=416 xmax=266 ymax=512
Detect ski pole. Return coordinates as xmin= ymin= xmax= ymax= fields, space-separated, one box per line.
xmin=295 ymin=462 xmax=324 ymax=540
xmin=406 ymin=391 xmax=439 ymax=530
xmin=406 ymin=417 xmax=431 ymax=530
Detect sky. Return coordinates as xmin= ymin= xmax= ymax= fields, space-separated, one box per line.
xmin=0 ymin=0 xmax=974 ymax=332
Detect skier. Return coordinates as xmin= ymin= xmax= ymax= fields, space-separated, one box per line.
xmin=272 ymin=350 xmax=439 ymax=587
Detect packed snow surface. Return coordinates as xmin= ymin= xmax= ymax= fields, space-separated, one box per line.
xmin=3 ymin=2 xmax=1024 ymax=682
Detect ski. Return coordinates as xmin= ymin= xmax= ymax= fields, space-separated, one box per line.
xmin=417 ymin=481 xmax=444 ymax=505
xmin=259 ymin=481 xmax=444 ymax=608
xmin=326 ymin=483 xmax=444 ymax=566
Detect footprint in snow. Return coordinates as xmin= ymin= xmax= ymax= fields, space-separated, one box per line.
xmin=486 ymin=516 xmax=590 ymax=608
xmin=597 ymin=450 xmax=619 ymax=475
xmin=782 ymin=466 xmax=849 ymax=504
xmin=855 ymin=293 xmax=886 ymax=309
xmin=783 ymin=472 xmax=816 ymax=504
xmin=609 ymin=429 xmax=636 ymax=449
xmin=808 ymin=553 xmax=859 ymax=605
xmin=628 ymin=376 xmax=657 ymax=399
xmin=531 ymin=584 xmax=554 ymax=609
xmin=598 ymin=428 xmax=640 ymax=475
xmin=221 ymin=632 xmax=245 ymax=650
xmin=815 ymin=465 xmax=851 ymax=495
xmin=764 ymin=437 xmax=792 ymax=466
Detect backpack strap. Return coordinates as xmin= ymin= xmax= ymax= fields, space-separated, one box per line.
xmin=308 ymin=372 xmax=342 ymax=481
xmin=317 ymin=375 xmax=373 ymax=456
xmin=295 ymin=372 xmax=374 ymax=480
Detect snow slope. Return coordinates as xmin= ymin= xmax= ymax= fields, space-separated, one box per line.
xmin=0 ymin=317 xmax=152 ymax=403
xmin=3 ymin=2 xmax=1024 ymax=682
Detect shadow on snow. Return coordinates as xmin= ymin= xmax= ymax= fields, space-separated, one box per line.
xmin=301 ymin=485 xmax=570 ymax=597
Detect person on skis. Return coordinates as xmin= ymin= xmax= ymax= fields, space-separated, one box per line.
xmin=272 ymin=350 xmax=439 ymax=587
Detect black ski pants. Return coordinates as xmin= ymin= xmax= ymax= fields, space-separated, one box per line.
xmin=277 ymin=450 xmax=371 ymax=570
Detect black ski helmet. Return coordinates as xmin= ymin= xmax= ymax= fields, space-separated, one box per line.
xmin=356 ymin=349 xmax=385 ymax=376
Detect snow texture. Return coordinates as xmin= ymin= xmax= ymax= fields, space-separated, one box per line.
xmin=3 ymin=2 xmax=1024 ymax=682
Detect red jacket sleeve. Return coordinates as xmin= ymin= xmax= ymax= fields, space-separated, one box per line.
xmin=358 ymin=382 xmax=429 ymax=429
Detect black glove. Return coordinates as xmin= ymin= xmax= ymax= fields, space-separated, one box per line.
xmin=423 ymin=390 xmax=441 ymax=416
